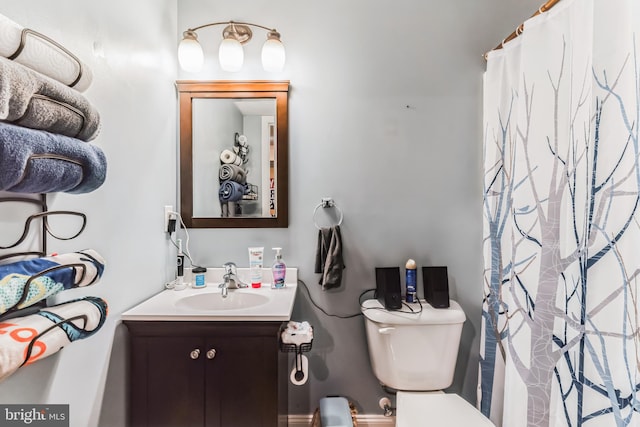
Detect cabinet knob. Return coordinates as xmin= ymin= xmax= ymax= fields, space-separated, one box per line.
xmin=190 ymin=349 xmax=201 ymax=360
xmin=206 ymin=349 xmax=217 ymax=359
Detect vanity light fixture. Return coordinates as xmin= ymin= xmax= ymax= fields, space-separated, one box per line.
xmin=178 ymin=21 xmax=285 ymax=73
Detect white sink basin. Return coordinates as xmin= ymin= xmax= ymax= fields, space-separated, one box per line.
xmin=121 ymin=267 xmax=298 ymax=321
xmin=175 ymin=291 xmax=270 ymax=311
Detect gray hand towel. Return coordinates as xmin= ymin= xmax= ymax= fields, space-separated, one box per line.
xmin=314 ymin=225 xmax=345 ymax=290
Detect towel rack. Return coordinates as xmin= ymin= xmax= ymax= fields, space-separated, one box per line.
xmin=313 ymin=198 xmax=343 ymax=229
xmin=10 ymin=28 xmax=85 ymax=89
xmin=0 ymin=194 xmax=89 ymax=320
xmin=0 ymin=196 xmax=87 ymax=252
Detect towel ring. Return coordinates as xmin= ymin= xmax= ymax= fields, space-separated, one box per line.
xmin=313 ymin=198 xmax=343 ymax=229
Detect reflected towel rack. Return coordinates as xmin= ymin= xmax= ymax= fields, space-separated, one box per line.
xmin=313 ymin=198 xmax=343 ymax=229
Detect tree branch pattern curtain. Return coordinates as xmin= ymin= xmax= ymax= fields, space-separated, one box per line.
xmin=481 ymin=1 xmax=640 ymax=426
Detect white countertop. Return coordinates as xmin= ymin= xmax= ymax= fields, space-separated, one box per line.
xmin=121 ymin=268 xmax=297 ymax=322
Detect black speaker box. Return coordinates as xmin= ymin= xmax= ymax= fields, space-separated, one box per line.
xmin=422 ymin=266 xmax=450 ymax=308
xmin=375 ymin=267 xmax=402 ymax=310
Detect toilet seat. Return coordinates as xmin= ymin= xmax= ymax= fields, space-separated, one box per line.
xmin=396 ymin=392 xmax=495 ymax=427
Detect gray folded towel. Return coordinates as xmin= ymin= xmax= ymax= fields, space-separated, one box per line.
xmin=0 ymin=121 xmax=107 ymax=194
xmin=0 ymin=56 xmax=100 ymax=141
xmin=218 ymin=164 xmax=247 ymax=184
xmin=314 ymin=225 xmax=345 ymax=289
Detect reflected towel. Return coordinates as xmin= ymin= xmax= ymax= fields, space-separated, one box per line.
xmin=219 ymin=149 xmax=242 ymax=166
xmin=0 ymin=13 xmax=93 ymax=91
xmin=314 ymin=226 xmax=345 ymax=290
xmin=0 ymin=296 xmax=108 ymax=382
xmin=0 ymin=56 xmax=100 ymax=141
xmin=0 ymin=122 xmax=107 ymax=194
xmin=0 ymin=249 xmax=106 ymax=315
xmin=218 ymin=164 xmax=246 ymax=184
xmin=219 ymin=180 xmax=245 ymax=202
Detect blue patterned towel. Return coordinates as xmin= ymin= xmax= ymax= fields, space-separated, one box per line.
xmin=0 ymin=296 xmax=108 ymax=382
xmin=0 ymin=121 xmax=106 ymax=194
xmin=0 ymin=249 xmax=106 ymax=315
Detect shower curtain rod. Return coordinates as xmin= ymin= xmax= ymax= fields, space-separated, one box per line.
xmin=484 ymin=0 xmax=561 ymax=59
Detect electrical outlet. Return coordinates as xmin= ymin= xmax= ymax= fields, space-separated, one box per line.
xmin=164 ymin=205 xmax=174 ymax=233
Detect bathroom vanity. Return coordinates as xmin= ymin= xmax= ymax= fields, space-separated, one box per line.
xmin=121 ymin=269 xmax=297 ymax=427
xmin=124 ymin=320 xmax=287 ymax=427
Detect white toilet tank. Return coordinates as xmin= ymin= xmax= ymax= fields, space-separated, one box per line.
xmin=361 ymin=298 xmax=466 ymax=391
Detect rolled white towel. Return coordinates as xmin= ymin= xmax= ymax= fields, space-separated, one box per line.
xmin=281 ymin=321 xmax=313 ymax=346
xmin=220 ymin=149 xmax=242 ymax=166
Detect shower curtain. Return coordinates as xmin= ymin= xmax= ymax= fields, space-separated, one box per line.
xmin=480 ymin=1 xmax=640 ymax=426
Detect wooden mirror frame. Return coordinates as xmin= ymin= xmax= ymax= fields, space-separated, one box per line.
xmin=177 ymin=80 xmax=289 ymax=228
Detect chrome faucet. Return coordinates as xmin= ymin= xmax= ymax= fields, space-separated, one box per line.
xmin=219 ymin=262 xmax=248 ymax=298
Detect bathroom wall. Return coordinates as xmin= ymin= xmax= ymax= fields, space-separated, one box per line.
xmin=176 ymin=0 xmax=543 ymax=417
xmin=0 ymin=1 xmax=543 ymax=426
xmin=0 ymin=1 xmax=178 ymax=426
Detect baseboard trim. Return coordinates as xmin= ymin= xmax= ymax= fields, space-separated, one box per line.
xmin=288 ymin=414 xmax=395 ymax=426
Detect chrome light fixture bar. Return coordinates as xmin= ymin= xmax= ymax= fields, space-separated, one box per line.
xmin=178 ymin=20 xmax=285 ymax=73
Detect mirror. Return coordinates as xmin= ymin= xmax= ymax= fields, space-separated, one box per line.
xmin=177 ymin=80 xmax=289 ymax=228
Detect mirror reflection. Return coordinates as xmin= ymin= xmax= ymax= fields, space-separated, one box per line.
xmin=177 ymin=81 xmax=289 ymax=228
xmin=192 ymin=98 xmax=276 ymax=218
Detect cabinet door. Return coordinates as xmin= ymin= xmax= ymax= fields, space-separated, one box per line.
xmin=131 ymin=336 xmax=206 ymax=427
xmin=204 ymin=336 xmax=279 ymax=427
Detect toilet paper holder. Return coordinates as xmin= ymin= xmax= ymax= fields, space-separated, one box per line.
xmin=279 ymin=324 xmax=313 ymax=383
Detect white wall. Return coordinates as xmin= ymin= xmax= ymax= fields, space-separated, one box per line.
xmin=0 ymin=2 xmax=177 ymax=427
xmin=0 ymin=1 xmax=543 ymax=426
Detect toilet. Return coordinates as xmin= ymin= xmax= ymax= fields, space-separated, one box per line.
xmin=361 ymin=298 xmax=495 ymax=426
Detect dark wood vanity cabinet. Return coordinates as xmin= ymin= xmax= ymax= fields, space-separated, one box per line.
xmin=124 ymin=321 xmax=288 ymax=427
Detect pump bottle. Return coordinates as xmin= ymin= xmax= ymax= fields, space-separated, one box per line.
xmin=271 ymin=247 xmax=286 ymax=289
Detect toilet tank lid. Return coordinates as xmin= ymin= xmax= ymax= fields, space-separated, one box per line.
xmin=360 ymin=299 xmax=466 ymax=325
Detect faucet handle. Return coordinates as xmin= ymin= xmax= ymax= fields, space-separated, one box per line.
xmin=223 ymin=262 xmax=237 ymax=275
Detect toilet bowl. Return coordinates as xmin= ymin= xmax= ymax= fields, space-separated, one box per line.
xmin=360 ymin=298 xmax=494 ymax=426
xmin=396 ymin=391 xmax=494 ymax=426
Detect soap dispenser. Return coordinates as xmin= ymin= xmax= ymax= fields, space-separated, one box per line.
xmin=271 ymin=247 xmax=286 ymax=289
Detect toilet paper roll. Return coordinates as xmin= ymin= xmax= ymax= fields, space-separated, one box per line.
xmin=220 ymin=149 xmax=242 ymax=166
xmin=290 ymin=354 xmax=309 ymax=386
